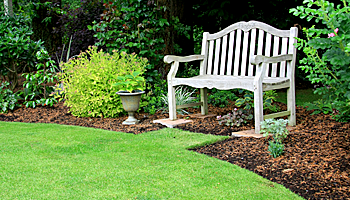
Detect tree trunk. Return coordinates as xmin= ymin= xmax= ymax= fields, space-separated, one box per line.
xmin=4 ymin=0 xmax=14 ymax=17
xmin=8 ymin=60 xmax=18 ymax=90
xmin=157 ymin=0 xmax=193 ymax=78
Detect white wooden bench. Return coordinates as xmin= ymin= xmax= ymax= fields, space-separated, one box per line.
xmin=164 ymin=21 xmax=298 ymax=134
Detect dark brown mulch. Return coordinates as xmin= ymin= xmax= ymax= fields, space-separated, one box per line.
xmin=0 ymin=100 xmax=349 ymax=200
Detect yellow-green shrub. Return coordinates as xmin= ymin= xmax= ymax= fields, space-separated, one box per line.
xmin=58 ymin=46 xmax=148 ymax=118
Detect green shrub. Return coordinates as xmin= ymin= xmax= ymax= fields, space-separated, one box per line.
xmin=208 ymin=89 xmax=238 ymax=108
xmin=260 ymin=118 xmax=289 ymax=144
xmin=58 ymin=46 xmax=148 ymax=118
xmin=268 ymin=141 xmax=285 ymax=158
xmin=304 ymin=98 xmax=334 ymax=115
xmin=235 ymin=90 xmax=280 ymax=112
xmin=290 ymin=0 xmax=350 ymax=122
xmin=20 ymin=49 xmax=58 ymax=108
xmin=0 ymin=81 xmax=19 ymax=113
xmin=142 ymin=80 xmax=167 ymax=115
xmin=0 ymin=12 xmax=44 ymax=90
xmin=112 ymin=71 xmax=145 ymax=93
xmin=261 ymin=118 xmax=289 ymax=158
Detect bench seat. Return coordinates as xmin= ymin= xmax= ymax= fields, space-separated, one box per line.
xmin=171 ymin=75 xmax=290 ymax=91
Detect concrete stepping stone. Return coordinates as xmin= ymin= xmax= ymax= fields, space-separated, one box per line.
xmin=231 ymin=126 xmax=297 ymax=138
xmin=153 ymin=118 xmax=193 ymax=128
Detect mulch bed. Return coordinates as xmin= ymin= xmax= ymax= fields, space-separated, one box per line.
xmin=0 ymin=99 xmax=349 ymax=200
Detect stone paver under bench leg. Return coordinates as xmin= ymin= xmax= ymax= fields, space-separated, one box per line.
xmin=153 ymin=118 xmax=193 ymax=128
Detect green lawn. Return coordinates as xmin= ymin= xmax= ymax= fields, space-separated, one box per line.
xmin=0 ymin=121 xmax=303 ymax=199
xmin=275 ymin=88 xmax=322 ymax=106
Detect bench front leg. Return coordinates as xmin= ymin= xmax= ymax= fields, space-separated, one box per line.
xmin=200 ymin=88 xmax=208 ymax=115
xmin=167 ymin=61 xmax=179 ymax=120
xmin=253 ymin=63 xmax=266 ymax=134
xmin=254 ymin=85 xmax=264 ymax=134
xmin=287 ymin=84 xmax=296 ymax=126
xmin=168 ymin=83 xmax=177 ymax=120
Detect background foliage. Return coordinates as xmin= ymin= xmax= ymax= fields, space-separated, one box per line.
xmin=291 ymin=0 xmax=350 ymax=121
xmin=0 ymin=12 xmax=44 ymax=90
xmin=53 ymin=0 xmax=104 ymax=61
xmin=89 ymin=0 xmax=190 ymax=83
xmin=3 ymin=0 xmax=349 ymax=120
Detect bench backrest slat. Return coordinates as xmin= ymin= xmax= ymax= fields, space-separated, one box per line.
xmin=233 ymin=29 xmax=242 ymax=76
xmin=280 ymin=37 xmax=289 ymax=77
xmin=264 ymin=33 xmax=272 ymax=77
xmin=241 ymin=31 xmax=250 ymax=76
xmin=220 ymin=35 xmax=228 ymax=75
xmin=213 ymin=38 xmax=221 ymax=75
xmin=207 ymin=40 xmax=215 ymax=75
xmin=248 ymin=29 xmax=257 ymax=76
xmin=271 ymin=36 xmax=280 ymax=77
xmin=226 ymin=31 xmax=235 ymax=75
xmin=200 ymin=21 xmax=297 ymax=79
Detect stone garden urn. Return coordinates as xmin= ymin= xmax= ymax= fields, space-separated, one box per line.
xmin=117 ymin=90 xmax=145 ymax=125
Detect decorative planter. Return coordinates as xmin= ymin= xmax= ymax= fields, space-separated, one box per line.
xmin=117 ymin=90 xmax=145 ymax=125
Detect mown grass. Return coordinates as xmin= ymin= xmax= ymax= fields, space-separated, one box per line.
xmin=0 ymin=121 xmax=303 ymax=199
xmin=275 ymin=88 xmax=322 ymax=106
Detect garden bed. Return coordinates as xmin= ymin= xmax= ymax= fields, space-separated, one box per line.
xmin=0 ymin=101 xmax=349 ymax=199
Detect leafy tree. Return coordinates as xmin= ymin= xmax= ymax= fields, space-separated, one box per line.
xmin=31 ymin=0 xmax=62 ymax=55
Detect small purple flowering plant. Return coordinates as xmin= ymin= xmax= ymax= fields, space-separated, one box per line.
xmin=217 ymin=107 xmax=253 ymax=127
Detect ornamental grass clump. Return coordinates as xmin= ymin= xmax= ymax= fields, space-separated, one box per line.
xmin=58 ymin=46 xmax=148 ymax=118
xmin=160 ymin=86 xmax=197 ymax=115
xmin=260 ymin=119 xmax=289 ymax=158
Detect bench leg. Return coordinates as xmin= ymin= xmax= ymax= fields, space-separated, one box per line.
xmin=168 ymin=84 xmax=177 ymax=120
xmin=200 ymin=88 xmax=208 ymax=115
xmin=287 ymin=84 xmax=296 ymax=126
xmin=254 ymin=87 xmax=264 ymax=134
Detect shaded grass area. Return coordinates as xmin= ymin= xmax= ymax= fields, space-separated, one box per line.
xmin=275 ymin=88 xmax=322 ymax=106
xmin=0 ymin=122 xmax=303 ymax=199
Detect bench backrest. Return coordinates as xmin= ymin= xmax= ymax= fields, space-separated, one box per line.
xmin=200 ymin=21 xmax=298 ymax=78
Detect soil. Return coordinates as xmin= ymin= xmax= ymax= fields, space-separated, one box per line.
xmin=0 ymin=91 xmax=349 ymax=199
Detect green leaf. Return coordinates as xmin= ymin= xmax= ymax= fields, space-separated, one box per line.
xmin=308 ymin=38 xmax=333 ymax=49
xmin=125 ymin=75 xmax=134 ymax=79
xmin=132 ymin=71 xmax=141 ymax=77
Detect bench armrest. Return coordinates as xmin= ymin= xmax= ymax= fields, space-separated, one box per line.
xmin=250 ymin=54 xmax=293 ymax=65
xmin=164 ymin=55 xmax=205 ymax=64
